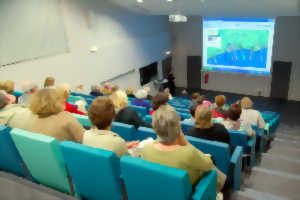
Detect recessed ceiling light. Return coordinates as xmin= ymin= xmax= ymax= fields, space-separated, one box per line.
xmin=167 ymin=0 xmax=173 ymax=2
xmin=137 ymin=0 xmax=143 ymax=3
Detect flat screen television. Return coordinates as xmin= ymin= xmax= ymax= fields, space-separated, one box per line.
xmin=139 ymin=62 xmax=158 ymax=85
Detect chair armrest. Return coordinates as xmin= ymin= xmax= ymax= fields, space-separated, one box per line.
xmin=192 ymin=170 xmax=217 ymax=200
xmin=247 ymin=137 xmax=256 ymax=168
xmin=230 ymin=146 xmax=243 ymax=191
xmin=258 ymin=128 xmax=264 ymax=137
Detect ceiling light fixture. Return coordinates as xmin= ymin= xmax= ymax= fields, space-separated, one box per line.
xmin=167 ymin=0 xmax=173 ymax=2
xmin=169 ymin=14 xmax=188 ymax=22
xmin=137 ymin=0 xmax=143 ymax=3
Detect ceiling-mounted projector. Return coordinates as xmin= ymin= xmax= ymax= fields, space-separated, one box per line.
xmin=169 ymin=14 xmax=188 ymax=22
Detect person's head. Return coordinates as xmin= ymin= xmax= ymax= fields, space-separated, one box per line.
xmin=44 ymin=77 xmax=55 ymax=88
xmin=29 ymin=89 xmax=65 ymax=118
xmin=0 ymin=80 xmax=15 ymax=94
xmin=103 ymin=82 xmax=111 ymax=90
xmin=135 ymin=89 xmax=147 ymax=100
xmin=111 ymin=85 xmax=120 ymax=93
xmin=109 ymin=90 xmax=128 ymax=110
xmin=88 ymin=97 xmax=115 ymax=130
xmin=195 ymin=95 xmax=205 ymax=105
xmin=125 ymin=88 xmax=134 ymax=96
xmin=240 ymin=97 xmax=253 ymax=109
xmin=91 ymin=84 xmax=101 ymax=92
xmin=195 ymin=106 xmax=212 ymax=129
xmin=152 ymin=92 xmax=169 ymax=111
xmin=215 ymin=95 xmax=226 ymax=108
xmin=0 ymin=92 xmax=8 ymax=109
xmin=22 ymin=81 xmax=38 ymax=94
xmin=191 ymin=92 xmax=200 ymax=101
xmin=152 ymin=105 xmax=181 ymax=145
xmin=227 ymin=103 xmax=242 ymax=121
xmin=56 ymin=83 xmax=71 ymax=101
xmin=189 ymin=102 xmax=199 ymax=118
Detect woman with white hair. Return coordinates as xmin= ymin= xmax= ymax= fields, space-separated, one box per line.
xmin=131 ymin=89 xmax=152 ymax=110
xmin=56 ymin=84 xmax=86 ymax=115
xmin=140 ymin=105 xmax=214 ymax=185
xmin=240 ymin=97 xmax=265 ymax=129
xmin=110 ymin=90 xmax=151 ymax=129
xmin=19 ymin=81 xmax=38 ymax=106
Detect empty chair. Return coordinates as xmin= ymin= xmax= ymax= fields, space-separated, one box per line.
xmin=10 ymin=128 xmax=73 ymax=194
xmin=228 ymin=130 xmax=256 ymax=168
xmin=129 ymin=105 xmax=148 ymax=118
xmin=186 ymin=136 xmax=243 ymax=191
xmin=0 ymin=126 xmax=26 ymax=177
xmin=121 ymin=155 xmax=217 ymax=200
xmin=61 ymin=141 xmax=123 ymax=200
xmin=136 ymin=127 xmax=157 ymax=141
xmin=111 ymin=122 xmax=137 ymax=141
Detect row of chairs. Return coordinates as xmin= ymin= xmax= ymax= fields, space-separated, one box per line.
xmin=0 ymin=125 xmax=218 ymax=200
xmin=72 ymin=114 xmax=243 ymax=191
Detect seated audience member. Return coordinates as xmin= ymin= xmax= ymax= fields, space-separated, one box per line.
xmin=187 ymin=106 xmax=231 ymax=149
xmin=140 ymin=105 xmax=214 ymax=186
xmin=164 ymin=88 xmax=173 ymax=100
xmin=56 ymin=84 xmax=86 ymax=115
xmin=101 ymin=82 xmax=112 ymax=95
xmin=212 ymin=95 xmax=228 ymax=119
xmin=143 ymin=87 xmax=152 ymax=100
xmin=90 ymin=85 xmax=103 ymax=96
xmin=29 ymin=89 xmax=85 ymax=142
xmin=184 ymin=102 xmax=199 ymax=122
xmin=111 ymin=85 xmax=120 ymax=93
xmin=44 ymin=76 xmax=55 ymax=88
xmin=0 ymin=80 xmax=15 ymax=94
xmin=0 ymin=92 xmax=33 ymax=129
xmin=131 ymin=89 xmax=152 ymax=110
xmin=150 ymin=92 xmax=169 ymax=116
xmin=110 ymin=90 xmax=151 ymax=129
xmin=19 ymin=81 xmax=38 ymax=106
xmin=191 ymin=92 xmax=201 ymax=102
xmin=240 ymin=97 xmax=265 ymax=129
xmin=125 ymin=88 xmax=135 ymax=98
xmin=223 ymin=103 xmax=255 ymax=137
xmin=83 ymin=97 xmax=138 ymax=158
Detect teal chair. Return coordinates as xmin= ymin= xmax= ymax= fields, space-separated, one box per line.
xmin=252 ymin=125 xmax=265 ymax=153
xmin=13 ymin=91 xmax=24 ymax=97
xmin=186 ymin=136 xmax=243 ymax=191
xmin=179 ymin=112 xmax=192 ymax=121
xmin=0 ymin=126 xmax=27 ymax=177
xmin=129 ymin=105 xmax=148 ymax=118
xmin=228 ymin=130 xmax=256 ymax=168
xmin=61 ymin=141 xmax=123 ymax=200
xmin=73 ymin=113 xmax=92 ymax=128
xmin=121 ymin=155 xmax=217 ymax=200
xmin=136 ymin=127 xmax=157 ymax=141
xmin=181 ymin=121 xmax=195 ymax=135
xmin=68 ymin=95 xmax=85 ymax=105
xmin=111 ymin=122 xmax=137 ymax=141
xmin=143 ymin=115 xmax=153 ymax=124
xmin=10 ymin=129 xmax=73 ymax=194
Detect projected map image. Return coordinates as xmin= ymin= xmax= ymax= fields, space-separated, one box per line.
xmin=207 ymin=30 xmax=269 ymax=68
xmin=202 ymin=18 xmax=275 ymax=75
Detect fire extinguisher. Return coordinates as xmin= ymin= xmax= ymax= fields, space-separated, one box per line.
xmin=204 ymin=73 xmax=209 ymax=84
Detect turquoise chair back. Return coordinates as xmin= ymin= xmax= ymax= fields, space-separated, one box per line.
xmin=61 ymin=141 xmax=123 ymax=200
xmin=179 ymin=112 xmax=192 ymax=120
xmin=181 ymin=121 xmax=195 ymax=135
xmin=0 ymin=126 xmax=26 ymax=177
xmin=120 ymin=156 xmax=193 ymax=200
xmin=111 ymin=122 xmax=137 ymax=141
xmin=143 ymin=115 xmax=152 ymax=124
xmin=136 ymin=127 xmax=157 ymax=141
xmin=10 ymin=128 xmax=72 ymax=194
xmin=129 ymin=105 xmax=148 ymax=118
xmin=13 ymin=91 xmax=24 ymax=97
xmin=73 ymin=113 xmax=92 ymax=128
xmin=68 ymin=95 xmax=85 ymax=104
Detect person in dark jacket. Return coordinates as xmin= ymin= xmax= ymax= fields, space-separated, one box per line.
xmin=110 ymin=90 xmax=151 ymax=129
xmin=167 ymin=68 xmax=175 ymax=96
xmin=90 ymin=85 xmax=103 ymax=97
xmin=187 ymin=106 xmax=232 ymax=150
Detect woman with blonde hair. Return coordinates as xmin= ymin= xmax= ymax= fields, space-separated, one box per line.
xmin=187 ymin=106 xmax=231 ymax=149
xmin=29 ymin=88 xmax=85 ymax=143
xmin=240 ymin=97 xmax=265 ymax=129
xmin=110 ymin=90 xmax=151 ymax=129
xmin=0 ymin=80 xmax=15 ymax=94
xmin=44 ymin=77 xmax=55 ymax=88
xmin=125 ymin=88 xmax=135 ymax=98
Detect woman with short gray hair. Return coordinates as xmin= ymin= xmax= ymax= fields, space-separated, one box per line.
xmin=140 ymin=105 xmax=213 ymax=186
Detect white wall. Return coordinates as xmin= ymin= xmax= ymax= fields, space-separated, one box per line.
xmin=0 ymin=0 xmax=171 ymax=93
xmin=170 ymin=16 xmax=300 ymax=100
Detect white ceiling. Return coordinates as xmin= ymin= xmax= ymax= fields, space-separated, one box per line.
xmin=107 ymin=0 xmax=300 ymax=17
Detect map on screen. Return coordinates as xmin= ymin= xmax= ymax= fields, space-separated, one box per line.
xmin=203 ymin=18 xmax=275 ymax=75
